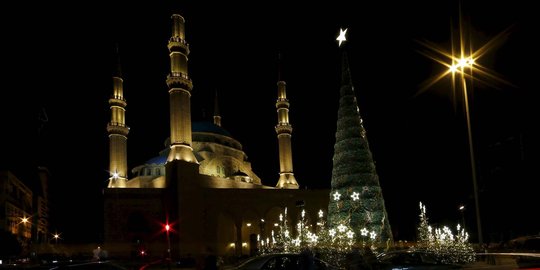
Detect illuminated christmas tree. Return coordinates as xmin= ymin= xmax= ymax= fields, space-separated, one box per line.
xmin=327 ymin=48 xmax=393 ymax=249
xmin=416 ymin=202 xmax=475 ymax=264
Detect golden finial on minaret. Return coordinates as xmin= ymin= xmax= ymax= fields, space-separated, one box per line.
xmin=166 ymin=14 xmax=197 ymax=163
xmin=107 ymin=44 xmax=130 ymax=188
xmin=275 ymin=53 xmax=299 ymax=189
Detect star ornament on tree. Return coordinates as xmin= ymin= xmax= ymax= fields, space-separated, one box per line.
xmin=351 ymin=192 xmax=360 ymax=201
xmin=329 ymin=229 xmax=336 ymax=237
xmin=337 ymin=28 xmax=348 ymax=47
xmin=360 ymin=228 xmax=369 ymax=236
xmin=333 ymin=191 xmax=341 ymax=201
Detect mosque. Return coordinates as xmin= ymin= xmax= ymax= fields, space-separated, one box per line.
xmin=102 ymin=13 xmax=392 ymax=259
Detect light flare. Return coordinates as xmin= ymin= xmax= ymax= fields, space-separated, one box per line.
xmin=416 ymin=23 xmax=514 ymax=96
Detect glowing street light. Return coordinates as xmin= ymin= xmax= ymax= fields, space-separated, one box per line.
xmin=450 ymin=51 xmax=482 ymax=244
xmin=52 ymin=232 xmax=61 ymax=244
xmin=20 ymin=217 xmax=29 ymax=224
xmin=418 ymin=9 xmax=512 ymax=245
xmin=459 ymin=205 xmax=466 ymax=228
xmin=164 ymin=222 xmax=172 ymax=270
xmin=17 ymin=216 xmax=31 ymax=240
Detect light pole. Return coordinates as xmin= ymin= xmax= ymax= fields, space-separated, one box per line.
xmin=165 ymin=223 xmax=171 ymax=270
xmin=418 ymin=1 xmax=516 ymax=244
xmin=18 ymin=216 xmax=32 ymax=250
xmin=449 ymin=56 xmax=483 ymax=245
xmin=418 ymin=20 xmax=493 ymax=245
xmin=418 ymin=46 xmax=484 ymax=244
xmin=296 ymin=200 xmax=305 ymax=246
xmin=52 ymin=232 xmax=61 ymax=245
xmin=259 ymin=218 xmax=265 ymax=252
xmin=459 ymin=205 xmax=466 ymax=228
xmin=420 ymin=13 xmax=511 ymax=243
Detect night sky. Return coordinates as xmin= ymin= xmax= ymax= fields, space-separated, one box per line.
xmin=2 ymin=1 xmax=538 ymax=243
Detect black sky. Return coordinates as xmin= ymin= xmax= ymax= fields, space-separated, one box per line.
xmin=2 ymin=1 xmax=538 ymax=243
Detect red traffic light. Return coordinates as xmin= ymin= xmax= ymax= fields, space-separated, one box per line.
xmin=165 ymin=224 xmax=170 ymax=231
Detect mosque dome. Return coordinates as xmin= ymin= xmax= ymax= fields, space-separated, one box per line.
xmin=142 ymin=121 xmax=240 ymax=166
xmin=132 ymin=121 xmax=260 ymax=185
xmin=192 ymin=121 xmax=231 ymax=137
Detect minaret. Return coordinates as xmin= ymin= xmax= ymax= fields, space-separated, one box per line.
xmin=166 ymin=14 xmax=197 ymax=163
xmin=213 ymin=90 xmax=221 ymax=127
xmin=107 ymin=45 xmax=129 ymax=188
xmin=274 ymin=59 xmax=299 ymax=189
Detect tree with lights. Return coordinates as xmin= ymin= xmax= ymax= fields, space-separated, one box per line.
xmin=260 ymin=207 xmax=358 ymax=269
xmin=260 ymin=27 xmax=394 ymax=266
xmin=417 ymin=201 xmax=431 ymax=246
xmin=327 ymin=39 xmax=393 ymax=250
xmin=415 ymin=202 xmax=475 ymax=264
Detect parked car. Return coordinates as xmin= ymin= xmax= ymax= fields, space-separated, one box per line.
xmin=509 ymin=235 xmax=540 ymax=269
xmin=47 ymin=260 xmax=129 ymax=269
xmin=376 ymin=250 xmax=463 ymax=270
xmin=230 ymin=253 xmax=339 ymax=270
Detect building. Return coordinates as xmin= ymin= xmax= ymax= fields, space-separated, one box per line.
xmin=103 ymin=13 xmax=392 ymax=259
xmin=0 ymin=168 xmax=50 ymax=250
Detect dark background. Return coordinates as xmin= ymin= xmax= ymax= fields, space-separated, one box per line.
xmin=2 ymin=1 xmax=538 ymax=243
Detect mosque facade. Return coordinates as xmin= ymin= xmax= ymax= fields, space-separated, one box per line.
xmin=103 ymin=13 xmax=329 ymax=259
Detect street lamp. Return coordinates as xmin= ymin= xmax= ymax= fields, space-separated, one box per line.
xmin=18 ymin=216 xmax=31 ymax=241
xmin=418 ymin=12 xmax=511 ymax=245
xmin=296 ymin=200 xmax=305 ymax=246
xmin=52 ymin=232 xmax=61 ymax=244
xmin=458 ymin=205 xmax=466 ymax=228
xmin=15 ymin=215 xmax=32 ymax=253
xmin=450 ymin=55 xmax=482 ymax=245
xmin=20 ymin=217 xmax=29 ymax=224
xmin=164 ymin=223 xmax=171 ymax=270
xmin=259 ymin=219 xmax=265 ymax=245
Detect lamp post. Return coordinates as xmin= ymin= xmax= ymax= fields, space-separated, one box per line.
xmin=165 ymin=223 xmax=171 ymax=270
xmin=418 ymin=44 xmax=483 ymax=244
xmin=458 ymin=205 xmax=466 ymax=228
xmin=420 ymin=10 xmax=511 ymax=244
xmin=449 ymin=56 xmax=483 ymax=245
xmin=52 ymin=233 xmax=61 ymax=245
xmin=21 ymin=217 xmax=29 ymax=224
xmin=295 ymin=200 xmax=305 ymax=246
xmin=259 ymin=218 xmax=265 ymax=252
xmin=18 ymin=216 xmax=31 ymax=249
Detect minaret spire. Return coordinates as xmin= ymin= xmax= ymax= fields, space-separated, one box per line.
xmin=166 ymin=14 xmax=197 ymax=163
xmin=274 ymin=54 xmax=299 ymax=189
xmin=213 ymin=90 xmax=221 ymax=127
xmin=327 ymin=28 xmax=393 ymax=247
xmin=277 ymin=52 xmax=282 ymax=81
xmin=107 ymin=44 xmax=129 ymax=188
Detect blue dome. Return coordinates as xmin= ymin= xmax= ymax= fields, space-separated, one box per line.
xmin=145 ymin=153 xmax=168 ymax=165
xmin=143 ymin=121 xmax=232 ymax=165
xmin=192 ymin=121 xmax=231 ymax=137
